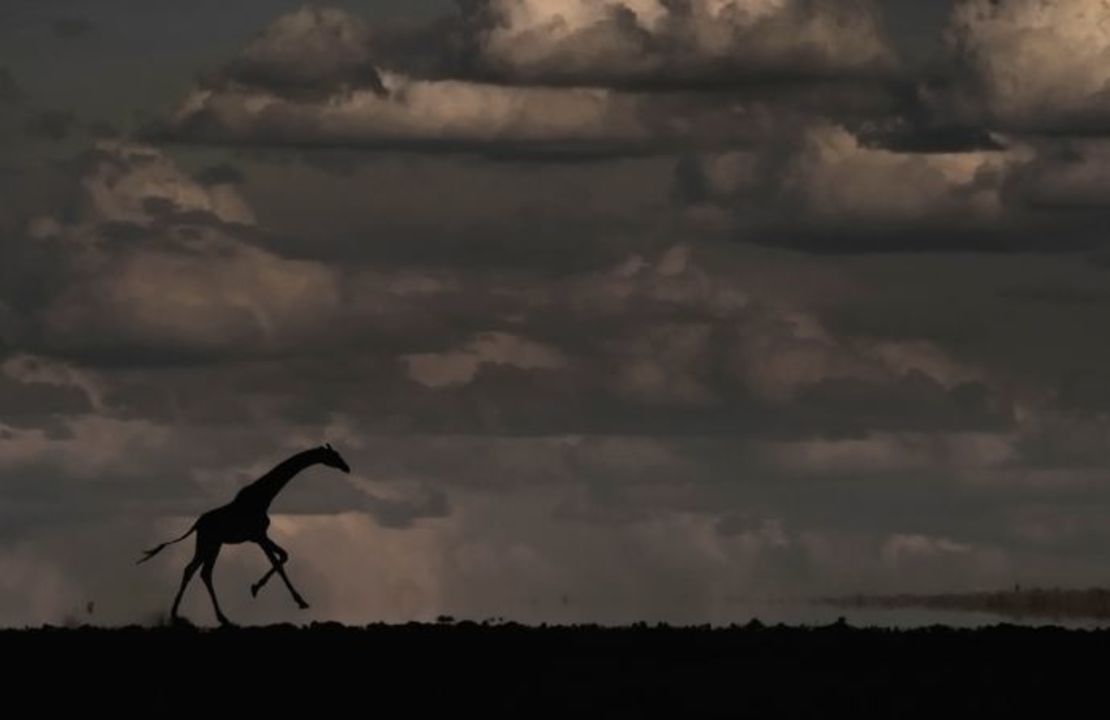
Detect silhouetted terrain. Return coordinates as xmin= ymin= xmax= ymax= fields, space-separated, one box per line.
xmin=5 ymin=621 xmax=1107 ymax=715
xmin=821 ymin=586 xmax=1110 ymax=621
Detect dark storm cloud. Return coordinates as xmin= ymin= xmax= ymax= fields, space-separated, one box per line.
xmin=234 ymin=153 xmax=677 ymax=270
xmin=997 ymin=285 xmax=1110 ymax=307
xmin=149 ymin=109 xmax=684 ymax=160
xmin=51 ymin=235 xmax=1005 ymax=441
xmin=794 ymin=373 xmax=1010 ymax=436
xmin=7 ymin=135 xmax=1017 ymax=442
xmin=1054 ymin=371 xmax=1110 ymax=416
xmin=0 ymin=422 xmax=448 ymax=547
xmin=0 ymin=67 xmax=24 ymax=104
xmin=24 ymin=110 xmax=77 ymax=141
xmin=1001 ymin=141 xmax=1110 ymax=210
xmin=85 ymin=120 xmax=119 ymax=140
xmin=50 ymin=17 xmax=92 ymax=40
xmin=17 ymin=0 xmax=1110 ymax=628
xmin=857 ymin=122 xmax=1007 ymax=154
xmin=194 ymin=163 xmax=246 ymax=186
xmin=0 ymin=373 xmax=92 ymax=432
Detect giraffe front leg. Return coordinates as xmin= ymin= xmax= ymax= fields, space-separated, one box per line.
xmin=250 ymin=566 xmax=277 ymax=597
xmin=260 ymin=538 xmax=309 ymax=610
xmin=250 ymin=537 xmax=288 ymax=597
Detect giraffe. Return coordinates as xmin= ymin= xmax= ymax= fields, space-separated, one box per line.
xmin=137 ymin=443 xmax=351 ymax=626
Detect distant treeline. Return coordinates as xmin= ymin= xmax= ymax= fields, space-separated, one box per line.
xmin=820 ymin=587 xmax=1110 ymax=620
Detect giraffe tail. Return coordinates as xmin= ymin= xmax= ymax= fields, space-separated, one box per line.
xmin=136 ymin=523 xmax=197 ymax=565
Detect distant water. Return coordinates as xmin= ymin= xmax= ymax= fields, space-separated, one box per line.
xmin=508 ymin=601 xmax=1110 ymax=630
xmin=724 ymin=601 xmax=1110 ymax=630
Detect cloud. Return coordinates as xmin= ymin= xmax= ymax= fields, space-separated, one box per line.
xmin=153 ymin=5 xmax=875 ymax=157
xmin=609 ymin=322 xmax=720 ymax=407
xmin=77 ymin=141 xmax=255 ymax=226
xmin=357 ymin=481 xmax=451 ymax=529
xmin=181 ymin=2 xmax=897 ymax=94
xmin=675 ymin=123 xmax=1110 ymax=252
xmin=946 ymin=0 xmax=1110 ymax=133
xmin=760 ymin=432 xmax=1013 ymax=478
xmin=726 ymin=305 xmax=1005 ymax=437
xmin=675 ymin=122 xmax=1034 ymax=250
xmin=403 ymin=332 xmax=567 ymax=389
xmin=22 ymin=141 xmax=343 ymax=362
xmin=356 ymin=243 xmax=1015 ymax=436
xmin=215 ymin=6 xmax=386 ymax=97
xmin=1003 ymin=140 xmax=1110 ymax=209
xmin=0 ymin=416 xmax=177 ymax=536
xmin=160 ymin=74 xmax=663 ymax=155
xmin=12 ymin=228 xmax=1008 ymax=441
xmin=42 ymin=236 xmax=342 ymax=362
xmin=0 ymin=371 xmax=93 ymax=433
xmin=155 ymin=6 xmax=661 ymax=154
xmin=1 ymin=353 xmax=103 ymax=412
xmin=779 ymin=123 xmax=1008 ymax=223
xmin=459 ymin=0 xmax=896 ymax=87
xmin=18 ymin=1 xmax=1110 ymax=628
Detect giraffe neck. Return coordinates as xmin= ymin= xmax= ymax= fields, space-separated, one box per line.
xmin=242 ymin=448 xmax=323 ymax=511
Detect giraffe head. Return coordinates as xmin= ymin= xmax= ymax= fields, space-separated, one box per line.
xmin=319 ymin=442 xmax=351 ymax=473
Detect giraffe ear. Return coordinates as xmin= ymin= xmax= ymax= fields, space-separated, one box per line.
xmin=325 ymin=442 xmax=333 ymax=450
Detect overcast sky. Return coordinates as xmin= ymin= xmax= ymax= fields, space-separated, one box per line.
xmin=5 ymin=0 xmax=1110 ymax=627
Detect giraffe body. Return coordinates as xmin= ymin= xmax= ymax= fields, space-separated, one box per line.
xmin=138 ymin=444 xmax=351 ymax=626
xmin=196 ymin=500 xmax=271 ymax=545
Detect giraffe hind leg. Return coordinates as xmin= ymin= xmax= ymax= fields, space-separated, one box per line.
xmin=199 ymin=543 xmax=232 ymax=626
xmin=171 ymin=555 xmax=201 ymax=623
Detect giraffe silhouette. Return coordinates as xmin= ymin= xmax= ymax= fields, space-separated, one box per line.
xmin=137 ymin=443 xmax=351 ymax=626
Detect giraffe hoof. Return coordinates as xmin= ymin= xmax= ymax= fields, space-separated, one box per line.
xmin=297 ymin=600 xmax=310 ymax=610
xmin=250 ymin=583 xmax=260 ymax=598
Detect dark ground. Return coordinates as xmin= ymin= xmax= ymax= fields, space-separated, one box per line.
xmin=4 ymin=621 xmax=1105 ymax=716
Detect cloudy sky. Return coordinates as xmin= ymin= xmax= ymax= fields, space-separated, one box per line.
xmin=5 ymin=0 xmax=1110 ymax=627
